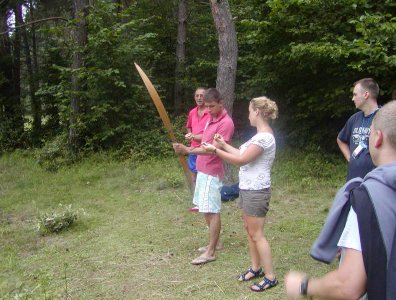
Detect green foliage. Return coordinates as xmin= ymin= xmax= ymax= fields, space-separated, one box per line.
xmin=35 ymin=135 xmax=77 ymax=172
xmin=119 ymin=114 xmax=187 ymax=163
xmin=2 ymin=0 xmax=395 ymax=154
xmin=32 ymin=1 xmax=180 ymax=152
xmin=121 ymin=128 xmax=173 ymax=163
xmin=0 ymin=115 xmax=26 ymax=152
xmin=172 ymin=114 xmax=188 ymax=142
xmin=36 ymin=204 xmax=80 ymax=234
xmin=234 ymin=0 xmax=396 ymax=150
xmin=184 ymin=1 xmax=218 ymax=92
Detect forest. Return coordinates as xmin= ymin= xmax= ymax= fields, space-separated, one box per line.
xmin=1 ymin=0 xmax=395 ymax=164
xmin=1 ymin=1 xmax=395 ymax=298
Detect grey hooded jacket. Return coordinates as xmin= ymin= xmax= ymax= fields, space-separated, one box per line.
xmin=310 ymin=162 xmax=396 ymax=300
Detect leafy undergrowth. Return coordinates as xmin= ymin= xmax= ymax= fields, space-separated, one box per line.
xmin=0 ymin=150 xmax=345 ymax=299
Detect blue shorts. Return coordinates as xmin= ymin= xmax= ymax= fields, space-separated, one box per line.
xmin=188 ymin=154 xmax=197 ymax=173
xmin=193 ymin=172 xmax=223 ymax=213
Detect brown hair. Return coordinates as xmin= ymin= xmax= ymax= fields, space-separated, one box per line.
xmin=204 ymin=88 xmax=222 ymax=103
xmin=354 ymin=78 xmax=379 ymax=99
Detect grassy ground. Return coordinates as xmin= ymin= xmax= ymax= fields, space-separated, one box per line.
xmin=0 ymin=150 xmax=346 ymax=299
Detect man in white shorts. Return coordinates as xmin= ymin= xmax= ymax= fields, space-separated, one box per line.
xmin=173 ymin=88 xmax=234 ymax=265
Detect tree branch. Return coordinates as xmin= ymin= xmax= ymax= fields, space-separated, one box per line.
xmin=1 ymin=17 xmax=69 ymax=35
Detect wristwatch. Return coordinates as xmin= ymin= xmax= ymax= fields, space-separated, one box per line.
xmin=300 ymin=276 xmax=309 ymax=296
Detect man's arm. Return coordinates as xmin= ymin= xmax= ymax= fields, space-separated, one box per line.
xmin=185 ymin=133 xmax=202 ymax=142
xmin=173 ymin=143 xmax=211 ymax=156
xmin=285 ymin=248 xmax=367 ymax=300
xmin=337 ymin=137 xmax=351 ymax=162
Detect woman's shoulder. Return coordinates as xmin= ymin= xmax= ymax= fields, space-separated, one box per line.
xmin=254 ymin=132 xmax=274 ymax=140
xmin=250 ymin=132 xmax=275 ymax=148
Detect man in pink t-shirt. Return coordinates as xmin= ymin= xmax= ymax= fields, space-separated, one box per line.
xmin=173 ymin=88 xmax=234 ymax=265
xmin=185 ymin=88 xmax=209 ymax=212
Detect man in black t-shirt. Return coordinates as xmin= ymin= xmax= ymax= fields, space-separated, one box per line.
xmin=337 ymin=78 xmax=380 ymax=181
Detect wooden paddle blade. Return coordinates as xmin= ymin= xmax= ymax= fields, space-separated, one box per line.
xmin=134 ymin=62 xmax=176 ymax=142
xmin=134 ymin=62 xmax=194 ymax=194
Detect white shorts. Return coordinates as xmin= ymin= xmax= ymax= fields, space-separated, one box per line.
xmin=193 ymin=172 xmax=223 ymax=213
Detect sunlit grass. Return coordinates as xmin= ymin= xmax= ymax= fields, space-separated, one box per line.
xmin=0 ymin=150 xmax=346 ymax=299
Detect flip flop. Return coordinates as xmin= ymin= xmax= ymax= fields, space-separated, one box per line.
xmin=191 ymin=255 xmax=216 ymax=265
xmin=197 ymin=245 xmax=223 ymax=253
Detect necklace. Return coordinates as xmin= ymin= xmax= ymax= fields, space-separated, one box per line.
xmin=361 ymin=107 xmax=379 ymax=128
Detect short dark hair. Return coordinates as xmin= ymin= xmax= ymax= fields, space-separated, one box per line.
xmin=203 ymin=88 xmax=222 ymax=103
xmin=354 ymin=78 xmax=379 ymax=99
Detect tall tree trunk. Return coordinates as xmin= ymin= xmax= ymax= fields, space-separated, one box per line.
xmin=173 ymin=0 xmax=187 ymax=114
xmin=209 ymin=0 xmax=237 ymax=116
xmin=210 ymin=0 xmax=238 ymax=184
xmin=29 ymin=0 xmax=42 ymax=142
xmin=16 ymin=2 xmax=41 ymax=144
xmin=0 ymin=2 xmax=24 ymax=148
xmin=0 ymin=4 xmax=11 ymax=120
xmin=69 ymin=0 xmax=88 ymax=152
xmin=0 ymin=1 xmax=23 ymax=148
xmin=11 ymin=4 xmax=22 ymax=129
xmin=29 ymin=0 xmax=38 ymax=77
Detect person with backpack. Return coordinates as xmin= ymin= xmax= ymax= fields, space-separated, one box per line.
xmin=285 ymin=100 xmax=396 ymax=300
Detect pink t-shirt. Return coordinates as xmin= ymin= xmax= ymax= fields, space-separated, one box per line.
xmin=186 ymin=107 xmax=210 ymax=147
xmin=196 ymin=109 xmax=234 ymax=180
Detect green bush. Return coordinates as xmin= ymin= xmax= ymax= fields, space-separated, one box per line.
xmin=36 ymin=204 xmax=80 ymax=234
xmin=120 ymin=115 xmax=187 ymax=163
xmin=35 ymin=135 xmax=78 ymax=172
xmin=172 ymin=114 xmax=188 ymax=143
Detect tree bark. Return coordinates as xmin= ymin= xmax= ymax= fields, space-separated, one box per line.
xmin=209 ymin=0 xmax=237 ymax=116
xmin=29 ymin=1 xmax=41 ymax=143
xmin=173 ymin=0 xmax=187 ymax=114
xmin=210 ymin=0 xmax=238 ymax=184
xmin=16 ymin=2 xmax=41 ymax=143
xmin=29 ymin=0 xmax=39 ymax=87
xmin=0 ymin=4 xmax=12 ymax=120
xmin=0 ymin=2 xmax=24 ymax=148
xmin=69 ymin=0 xmax=88 ymax=152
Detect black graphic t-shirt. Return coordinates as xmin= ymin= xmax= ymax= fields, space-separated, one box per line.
xmin=338 ymin=110 xmax=378 ymax=181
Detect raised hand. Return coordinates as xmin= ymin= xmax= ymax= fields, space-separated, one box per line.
xmin=214 ymin=133 xmax=226 ymax=148
xmin=201 ymin=142 xmax=216 ymax=153
xmin=185 ymin=133 xmax=194 ymax=141
xmin=173 ymin=143 xmax=188 ymax=155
